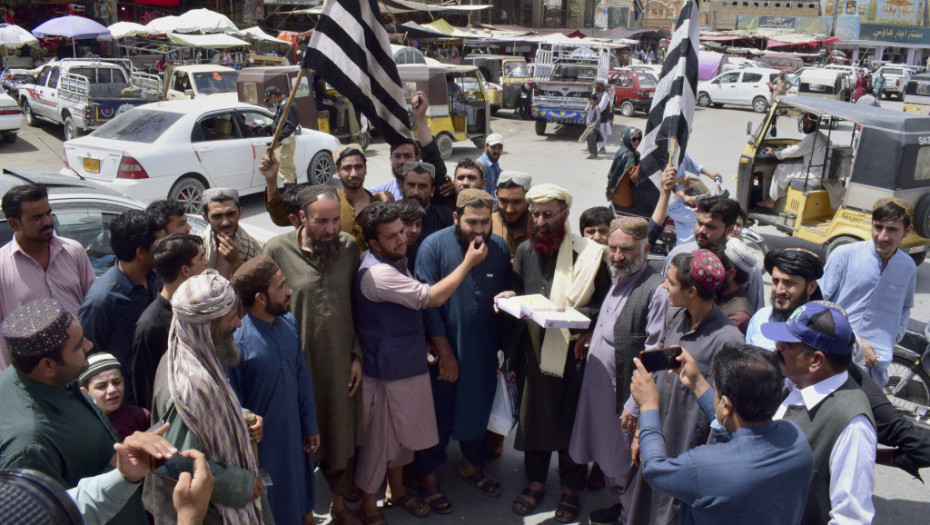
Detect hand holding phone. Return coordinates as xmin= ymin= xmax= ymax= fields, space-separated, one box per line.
xmin=638 ymin=346 xmax=683 ymax=373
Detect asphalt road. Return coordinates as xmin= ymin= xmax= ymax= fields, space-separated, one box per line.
xmin=2 ymin=100 xmax=928 ymax=524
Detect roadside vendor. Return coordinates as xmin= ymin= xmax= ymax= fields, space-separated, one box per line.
xmin=758 ymin=113 xmax=830 ymax=209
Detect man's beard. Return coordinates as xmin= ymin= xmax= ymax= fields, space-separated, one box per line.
xmin=454 ymin=224 xmax=484 ymax=249
xmin=213 ymin=329 xmax=241 ymax=367
xmin=502 ymin=211 xmax=528 ymax=232
xmin=770 ymin=292 xmax=807 ymax=322
xmin=306 ymin=236 xmax=340 ymax=268
xmin=528 ymin=220 xmax=567 ymax=257
xmin=612 ymin=250 xmax=646 ymax=278
xmin=266 ymin=299 xmax=289 ymax=317
xmin=695 ymin=232 xmax=719 ymax=249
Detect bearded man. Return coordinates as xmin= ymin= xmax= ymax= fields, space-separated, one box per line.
xmin=746 ymin=248 xmax=823 ymax=348
xmin=491 ymin=172 xmax=532 ymax=261
xmin=263 ymin=185 xmax=362 ymax=524
xmin=568 ymin=217 xmax=669 ymax=525
xmin=144 ymin=271 xmax=272 ymax=524
xmin=496 ymin=183 xmax=611 ymax=523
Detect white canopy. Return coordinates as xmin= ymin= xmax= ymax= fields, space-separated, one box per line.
xmin=175 ymin=8 xmax=240 ymax=35
xmin=0 ymin=23 xmax=39 ymax=49
xmin=145 ymin=16 xmax=181 ymax=35
xmin=107 ymin=21 xmax=147 ymax=39
xmin=167 ymin=32 xmax=250 ymax=49
xmin=240 ymin=26 xmax=283 ymax=44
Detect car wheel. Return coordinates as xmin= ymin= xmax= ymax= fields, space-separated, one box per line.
xmin=826 ymin=235 xmax=859 ymax=260
xmin=911 ymin=252 xmax=926 ymax=266
xmin=2 ymin=133 xmax=15 ymax=144
xmin=620 ymin=100 xmax=635 ymax=117
xmin=169 ymin=176 xmax=206 ymax=214
xmin=63 ymin=116 xmax=80 ymax=141
xmin=22 ymin=102 xmax=36 ymax=127
xmin=307 ymin=150 xmax=335 ymax=185
xmin=471 ymin=135 xmax=486 ymax=149
xmin=436 ymin=133 xmax=454 ymax=160
xmin=535 ymin=119 xmax=546 ymax=136
xmin=697 ymin=92 xmax=711 ymax=107
xmin=752 ymin=97 xmax=769 ymax=113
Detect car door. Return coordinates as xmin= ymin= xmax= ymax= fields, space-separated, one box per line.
xmin=737 ymin=71 xmax=765 ymax=106
xmin=28 ymin=67 xmax=52 ymax=119
xmin=190 ymin=110 xmax=253 ymax=191
xmin=710 ymin=72 xmax=740 ymax=103
xmin=46 ymin=201 xmax=129 ymax=275
xmin=43 ymin=66 xmax=61 ymax=120
xmin=236 ymin=108 xmax=279 ymax=188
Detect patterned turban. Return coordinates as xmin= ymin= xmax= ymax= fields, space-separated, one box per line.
xmin=610 ymin=216 xmax=648 ymax=239
xmin=690 ymin=249 xmax=726 ymax=291
xmin=1 ymin=299 xmax=71 ymax=358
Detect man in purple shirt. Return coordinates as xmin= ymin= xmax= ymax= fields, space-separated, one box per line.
xmin=0 ymin=184 xmax=95 ymax=370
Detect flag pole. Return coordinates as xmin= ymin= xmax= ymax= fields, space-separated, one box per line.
xmin=267 ymin=67 xmax=305 ymax=155
xmin=667 ymin=137 xmax=677 ymax=168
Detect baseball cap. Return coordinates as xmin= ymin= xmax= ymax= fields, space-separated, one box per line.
xmin=486 ymin=133 xmax=503 ymax=147
xmin=264 ymin=86 xmax=283 ymax=102
xmin=760 ymin=302 xmax=853 ymax=355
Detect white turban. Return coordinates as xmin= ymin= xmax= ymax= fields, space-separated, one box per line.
xmin=526 ymin=183 xmax=573 ymax=209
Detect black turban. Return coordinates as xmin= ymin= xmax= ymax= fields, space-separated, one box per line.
xmin=763 ymin=248 xmax=824 ymax=281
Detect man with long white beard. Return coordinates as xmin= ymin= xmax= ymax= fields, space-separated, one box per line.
xmin=144 ymin=271 xmax=272 ymax=524
xmin=568 ymin=216 xmax=669 ymax=525
xmin=495 ymin=183 xmax=611 ymax=523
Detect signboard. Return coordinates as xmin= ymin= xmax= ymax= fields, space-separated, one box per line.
xmin=835 ymin=15 xmax=862 ymax=40
xmin=823 ymin=0 xmax=926 ymax=25
xmin=860 ymin=22 xmax=930 ymax=43
xmin=736 ymin=15 xmax=832 ymax=34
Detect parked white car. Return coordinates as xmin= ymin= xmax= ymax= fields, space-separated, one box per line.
xmin=61 ymin=99 xmax=339 ymax=212
xmin=0 ymin=90 xmax=21 ymax=143
xmin=697 ymin=68 xmax=782 ymax=113
xmin=877 ymin=65 xmax=913 ymax=99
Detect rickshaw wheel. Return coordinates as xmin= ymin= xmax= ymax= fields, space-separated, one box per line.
xmin=471 ymin=136 xmax=486 ymax=148
xmin=913 ymin=193 xmax=930 ymax=238
xmin=436 ymin=134 xmax=454 ymax=160
xmin=825 ymin=235 xmax=859 ymax=260
xmin=357 ymin=132 xmax=371 ymax=151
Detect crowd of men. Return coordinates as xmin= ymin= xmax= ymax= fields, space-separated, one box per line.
xmin=0 ymin=90 xmax=928 ymax=525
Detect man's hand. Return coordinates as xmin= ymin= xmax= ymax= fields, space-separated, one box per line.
xmin=766 ymin=147 xmax=776 ymax=157
xmin=216 ymin=233 xmax=242 ymax=267
xmin=437 ymin=178 xmax=455 ymax=198
xmin=675 ymin=348 xmax=710 ymax=397
xmin=173 ymin=450 xmax=213 ymax=525
xmin=436 ymin=347 xmax=460 ymax=382
xmin=493 ymin=290 xmax=516 ymax=313
xmin=683 ymin=195 xmax=699 ymax=207
xmin=631 ymin=433 xmax=641 ymax=466
xmin=251 ymin=476 xmax=264 ymax=501
xmin=348 ymin=356 xmax=362 ymax=398
xmin=302 ymin=434 xmax=321 ymax=454
xmin=574 ymin=332 xmax=593 ymax=361
xmin=259 ymin=153 xmax=280 ymax=185
xmin=464 ymin=239 xmax=488 ymax=268
xmin=115 ymin=423 xmax=177 ymax=483
xmin=660 ymin=167 xmax=676 ymax=193
xmin=620 ymin=410 xmax=638 ymax=434
xmin=630 ymin=358 xmax=660 ymax=413
xmin=243 ymin=412 xmax=263 ymax=443
xmin=411 ymin=91 xmax=429 ymax=121
xmin=862 ymin=338 xmax=879 ymax=368
xmin=373 ymin=190 xmax=395 ymax=203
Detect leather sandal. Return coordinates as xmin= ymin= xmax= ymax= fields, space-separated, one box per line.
xmin=459 ymin=469 xmax=502 ymax=497
xmin=420 ymin=485 xmax=453 ymax=515
xmin=385 ymin=493 xmax=430 ymax=518
xmin=512 ymin=486 xmax=544 ymax=516
xmin=555 ymin=492 xmax=581 ymax=523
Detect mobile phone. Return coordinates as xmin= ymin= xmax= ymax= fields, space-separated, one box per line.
xmin=639 ymin=346 xmax=683 ymax=372
xmin=153 ymin=455 xmax=195 ymax=482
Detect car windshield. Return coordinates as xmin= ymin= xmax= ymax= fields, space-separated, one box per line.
xmin=504 ymin=62 xmax=528 ymax=78
xmin=636 ymin=73 xmax=657 ymax=88
xmin=192 ymin=71 xmax=238 ymax=94
xmin=92 ymin=110 xmax=183 ymax=143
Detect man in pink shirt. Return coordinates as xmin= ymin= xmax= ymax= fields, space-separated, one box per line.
xmin=0 ymin=184 xmax=95 ymax=369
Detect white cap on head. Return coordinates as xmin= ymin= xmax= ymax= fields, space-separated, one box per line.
xmin=486 ymin=133 xmax=503 ymax=147
xmin=725 ymin=238 xmax=758 ymax=275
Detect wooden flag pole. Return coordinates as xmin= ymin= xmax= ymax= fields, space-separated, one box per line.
xmin=267 ymin=67 xmax=306 ymax=155
xmin=667 ymin=137 xmax=677 ymax=168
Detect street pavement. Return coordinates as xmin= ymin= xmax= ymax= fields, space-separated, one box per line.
xmin=3 ymin=100 xmax=929 ymax=524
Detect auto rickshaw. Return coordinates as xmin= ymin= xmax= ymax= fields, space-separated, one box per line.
xmin=236 ymin=66 xmax=370 ymax=149
xmin=737 ymin=95 xmax=930 ymax=264
xmin=397 ymin=60 xmax=491 ymax=159
xmin=461 ymin=54 xmax=531 ymax=113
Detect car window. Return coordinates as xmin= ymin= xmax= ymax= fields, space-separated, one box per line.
xmin=196 ymin=113 xmax=241 ymax=142
xmin=636 ymin=73 xmax=657 ymax=88
xmin=238 ymin=110 xmax=274 ymax=138
xmin=741 ymin=72 xmax=763 ymax=83
xmin=36 ymin=67 xmax=50 ymax=87
xmin=192 ymin=71 xmax=238 ymax=94
xmin=47 ymin=67 xmax=60 ymax=88
xmin=92 ymin=109 xmax=183 ymax=142
xmin=53 ymin=209 xmax=124 ymax=274
xmin=503 ymin=61 xmax=528 ymax=78
xmin=716 ymin=72 xmax=740 ymax=84
xmin=70 ymin=67 xmax=127 ymax=84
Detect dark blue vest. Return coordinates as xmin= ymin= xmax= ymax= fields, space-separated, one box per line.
xmin=354 ymin=251 xmax=428 ymax=381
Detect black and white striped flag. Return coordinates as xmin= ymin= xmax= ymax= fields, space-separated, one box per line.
xmin=636 ymin=0 xmax=701 ymax=205
xmin=303 ymin=0 xmax=412 ymax=145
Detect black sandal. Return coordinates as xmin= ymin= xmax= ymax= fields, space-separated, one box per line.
xmin=512 ymin=486 xmax=544 ymax=516
xmin=555 ymin=492 xmax=581 ymax=523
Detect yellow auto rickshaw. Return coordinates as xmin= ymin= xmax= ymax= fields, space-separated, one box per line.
xmin=397 ymin=59 xmax=491 ymax=159
xmin=462 ymin=54 xmax=531 ymax=114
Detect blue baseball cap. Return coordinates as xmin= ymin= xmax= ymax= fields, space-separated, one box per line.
xmin=760 ymin=301 xmax=853 ymax=355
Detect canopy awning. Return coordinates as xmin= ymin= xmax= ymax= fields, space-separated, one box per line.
xmin=167 ymin=32 xmax=250 ymax=49
xmin=386 ymin=0 xmax=492 ymax=11
xmin=700 ymin=34 xmax=746 ymax=42
xmin=241 ymin=26 xmax=285 ymax=44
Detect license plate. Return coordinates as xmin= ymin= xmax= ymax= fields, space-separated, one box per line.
xmin=83 ymin=158 xmax=100 ymax=173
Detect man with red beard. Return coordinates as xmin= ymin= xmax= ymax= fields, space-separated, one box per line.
xmin=495 ymin=184 xmax=611 ymax=523
xmin=409 ymin=189 xmax=512 ymax=511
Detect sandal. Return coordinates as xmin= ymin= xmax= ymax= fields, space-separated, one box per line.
xmin=512 ymin=486 xmax=544 ymax=516
xmin=331 ymin=506 xmax=363 ymax=525
xmin=555 ymin=492 xmax=581 ymax=524
xmin=587 ymin=463 xmax=605 ymax=491
xmin=384 ymin=493 xmax=430 ymax=518
xmin=459 ymin=469 xmax=502 ymax=497
xmin=356 ymin=509 xmax=387 ymax=525
xmin=420 ymin=485 xmax=454 ymax=515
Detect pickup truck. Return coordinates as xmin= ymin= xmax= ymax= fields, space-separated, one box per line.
xmin=162 ymin=64 xmax=238 ymax=101
xmin=530 ymin=44 xmax=612 ymax=136
xmin=18 ymin=58 xmax=161 ymax=140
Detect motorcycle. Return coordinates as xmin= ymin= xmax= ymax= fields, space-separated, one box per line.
xmin=887 ymin=320 xmax=930 ymax=427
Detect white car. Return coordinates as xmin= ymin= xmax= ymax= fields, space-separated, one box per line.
xmin=697 ymin=68 xmax=782 ymax=113
xmin=877 ymin=65 xmax=913 ymax=99
xmin=61 ymin=99 xmax=340 ymax=212
xmin=0 ymin=90 xmax=20 ymax=143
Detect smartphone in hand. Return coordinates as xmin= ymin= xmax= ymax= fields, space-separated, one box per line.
xmin=639 ymin=346 xmax=683 ymax=372
xmin=153 ymin=455 xmax=195 ymax=482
